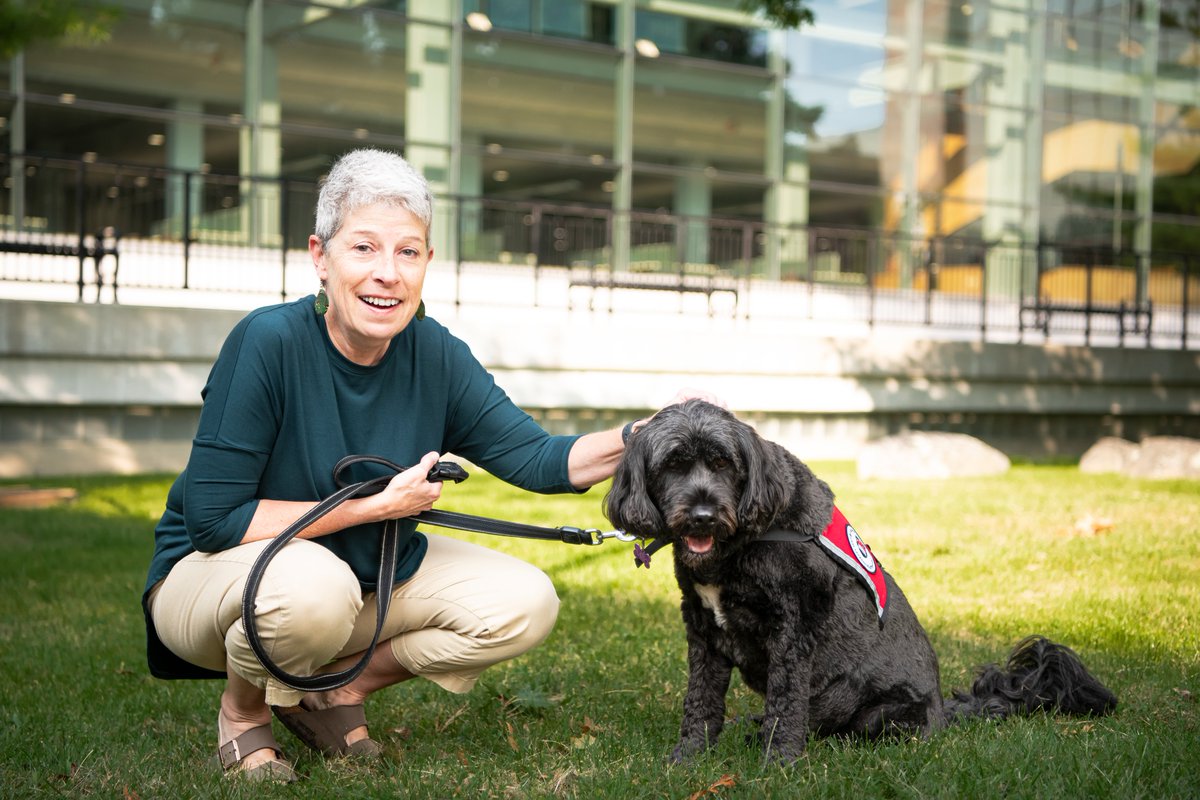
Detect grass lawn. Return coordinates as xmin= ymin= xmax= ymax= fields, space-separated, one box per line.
xmin=1 ymin=464 xmax=1197 ymax=799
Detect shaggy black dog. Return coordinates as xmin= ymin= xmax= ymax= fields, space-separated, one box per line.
xmin=604 ymin=400 xmax=1117 ymax=763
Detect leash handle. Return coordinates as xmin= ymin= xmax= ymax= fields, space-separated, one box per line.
xmin=241 ymin=458 xmax=464 ymax=693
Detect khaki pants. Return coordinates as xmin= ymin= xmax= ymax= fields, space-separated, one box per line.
xmin=148 ymin=533 xmax=560 ymax=707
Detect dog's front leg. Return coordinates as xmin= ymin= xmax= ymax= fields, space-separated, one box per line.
xmin=671 ymin=634 xmax=733 ymax=763
xmin=759 ymin=637 xmax=814 ymax=763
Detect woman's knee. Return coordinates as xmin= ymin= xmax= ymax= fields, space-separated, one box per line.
xmin=240 ymin=541 xmax=363 ymax=652
xmin=503 ymin=565 xmax=560 ymax=646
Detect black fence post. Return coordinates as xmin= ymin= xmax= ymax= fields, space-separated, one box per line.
xmin=455 ymin=195 xmax=464 ymax=312
xmin=1085 ymin=248 xmax=1095 ymax=346
xmin=740 ymin=220 xmax=753 ymax=320
xmin=279 ymin=177 xmax=289 ymax=303
xmin=530 ymin=203 xmax=542 ymax=308
xmin=866 ymin=234 xmax=877 ymax=330
xmin=979 ymin=242 xmax=988 ymax=342
xmin=923 ymin=238 xmax=935 ymax=327
xmin=1183 ymin=253 xmax=1192 ymax=351
xmin=806 ymin=227 xmax=815 ymax=320
xmin=75 ymin=160 xmax=87 ymax=301
xmin=182 ymin=170 xmax=192 ymax=289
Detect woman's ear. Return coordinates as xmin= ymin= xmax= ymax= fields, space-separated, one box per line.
xmin=604 ymin=431 xmax=665 ymax=538
xmin=309 ymin=234 xmax=328 ymax=280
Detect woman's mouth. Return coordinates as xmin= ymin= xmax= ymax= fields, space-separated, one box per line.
xmin=360 ymin=296 xmax=400 ymax=309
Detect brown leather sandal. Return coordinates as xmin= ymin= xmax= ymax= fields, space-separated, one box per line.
xmin=217 ymin=720 xmax=299 ymax=783
xmin=271 ymin=702 xmax=383 ymax=759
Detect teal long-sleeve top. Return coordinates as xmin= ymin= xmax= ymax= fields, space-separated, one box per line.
xmin=144 ymin=297 xmax=582 ymax=601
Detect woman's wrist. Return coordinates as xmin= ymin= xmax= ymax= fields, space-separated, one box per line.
xmin=621 ymin=419 xmax=645 ymax=445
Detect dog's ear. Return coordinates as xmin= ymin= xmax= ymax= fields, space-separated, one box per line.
xmin=733 ymin=422 xmax=791 ymax=533
xmin=604 ymin=429 xmax=666 ymax=537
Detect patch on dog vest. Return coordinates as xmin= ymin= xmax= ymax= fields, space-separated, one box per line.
xmin=762 ymin=506 xmax=888 ymax=624
xmin=819 ymin=507 xmax=887 ymax=622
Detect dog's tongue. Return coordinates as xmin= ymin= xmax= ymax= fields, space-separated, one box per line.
xmin=685 ymin=535 xmax=714 ymax=554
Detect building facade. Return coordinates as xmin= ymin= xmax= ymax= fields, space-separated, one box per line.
xmin=2 ymin=1 xmax=1199 ymax=476
xmin=2 ymin=0 xmax=1198 ymax=284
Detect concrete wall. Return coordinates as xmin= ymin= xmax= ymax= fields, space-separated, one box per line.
xmin=2 ymin=297 xmax=1198 ymax=477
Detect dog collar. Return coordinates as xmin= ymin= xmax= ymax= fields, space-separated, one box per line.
xmin=761 ymin=506 xmax=888 ymax=624
xmin=632 ymin=508 xmax=888 ymax=625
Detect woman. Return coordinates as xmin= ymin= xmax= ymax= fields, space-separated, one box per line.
xmin=141 ymin=149 xmax=710 ymax=781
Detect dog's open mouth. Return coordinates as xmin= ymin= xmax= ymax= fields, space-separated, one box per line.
xmin=684 ymin=534 xmax=715 ymax=554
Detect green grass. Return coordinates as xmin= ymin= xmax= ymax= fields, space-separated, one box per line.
xmin=1 ymin=465 xmax=1198 ymax=799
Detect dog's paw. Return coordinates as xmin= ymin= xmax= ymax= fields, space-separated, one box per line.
xmin=668 ymin=738 xmax=709 ymax=765
xmin=756 ymin=720 xmax=807 ymax=764
xmin=762 ymin=741 xmax=806 ymax=765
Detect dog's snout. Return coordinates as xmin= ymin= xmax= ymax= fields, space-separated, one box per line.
xmin=689 ymin=504 xmax=718 ymax=526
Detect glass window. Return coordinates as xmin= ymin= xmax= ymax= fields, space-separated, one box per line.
xmin=541 ymin=0 xmax=587 ymax=39
xmin=1044 ymin=11 xmax=1146 ymax=74
xmin=1152 ymin=103 xmax=1200 ymax=221
xmin=461 ymin=36 xmax=617 ymax=203
xmin=808 ymin=186 xmax=883 ymax=228
xmin=806 ymin=0 xmax=887 ymax=38
xmin=921 ymin=0 xmax=994 ymax=50
xmin=273 ymin=3 xmax=409 ymax=171
xmin=19 ymin=0 xmax=245 ymax=165
xmin=632 ymin=61 xmax=769 ymax=210
xmin=636 ymin=11 xmax=686 ymax=56
xmin=635 ymin=10 xmax=767 ymax=68
xmin=1151 ymin=219 xmax=1200 ymax=257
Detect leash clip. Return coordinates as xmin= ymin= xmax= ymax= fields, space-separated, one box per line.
xmin=558 ymin=527 xmax=638 ymax=546
xmin=591 ymin=529 xmax=639 ymax=545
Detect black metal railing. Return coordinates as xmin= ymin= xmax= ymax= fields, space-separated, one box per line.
xmin=1 ymin=154 xmax=1196 ymax=349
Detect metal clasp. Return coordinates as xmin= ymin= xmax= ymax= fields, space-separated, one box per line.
xmin=589 ymin=528 xmax=638 ymax=545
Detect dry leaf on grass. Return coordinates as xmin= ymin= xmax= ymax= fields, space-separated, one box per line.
xmin=1059 ymin=514 xmax=1116 ymax=537
xmin=687 ymin=773 xmax=738 ymax=800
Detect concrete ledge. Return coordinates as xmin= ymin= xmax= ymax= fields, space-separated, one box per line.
xmin=2 ymin=298 xmax=1199 ymax=476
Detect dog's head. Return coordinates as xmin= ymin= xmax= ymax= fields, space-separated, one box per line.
xmin=604 ymin=400 xmax=792 ymax=567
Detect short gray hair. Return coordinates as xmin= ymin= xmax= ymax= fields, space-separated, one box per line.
xmin=313 ymin=149 xmax=434 ymax=245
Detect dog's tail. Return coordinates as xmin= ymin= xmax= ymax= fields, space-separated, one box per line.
xmin=943 ymin=635 xmax=1117 ymax=724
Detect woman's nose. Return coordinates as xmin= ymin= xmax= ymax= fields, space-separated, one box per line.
xmin=372 ymin=255 xmax=402 ymax=283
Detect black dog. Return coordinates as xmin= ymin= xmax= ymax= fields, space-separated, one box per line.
xmin=604 ymin=400 xmax=1117 ymax=763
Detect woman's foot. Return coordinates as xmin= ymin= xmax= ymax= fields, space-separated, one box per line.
xmin=271 ymin=698 xmax=382 ymax=759
xmin=216 ymin=709 xmax=297 ymax=782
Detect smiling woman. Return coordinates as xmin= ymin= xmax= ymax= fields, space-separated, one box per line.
xmin=139 ymin=147 xmax=711 ymax=784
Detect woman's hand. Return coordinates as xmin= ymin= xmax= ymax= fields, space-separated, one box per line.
xmin=239 ymin=451 xmax=447 ymax=544
xmin=367 ymin=451 xmax=445 ymax=522
xmin=566 ymin=388 xmax=729 ymax=489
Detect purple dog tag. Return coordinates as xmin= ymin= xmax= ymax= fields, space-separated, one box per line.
xmin=634 ymin=542 xmax=651 ymax=568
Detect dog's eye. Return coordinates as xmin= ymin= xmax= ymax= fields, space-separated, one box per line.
xmin=664 ymin=453 xmax=691 ymax=472
xmin=709 ymin=456 xmax=730 ymax=471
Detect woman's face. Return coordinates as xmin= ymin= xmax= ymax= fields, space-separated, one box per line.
xmin=309 ymin=202 xmax=431 ymax=366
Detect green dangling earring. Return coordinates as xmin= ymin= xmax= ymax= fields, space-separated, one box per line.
xmin=416 ymin=299 xmax=425 ymax=321
xmin=314 ymin=284 xmax=329 ymax=316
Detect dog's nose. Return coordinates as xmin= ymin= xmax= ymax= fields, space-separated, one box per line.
xmin=689 ymin=505 xmax=717 ymax=527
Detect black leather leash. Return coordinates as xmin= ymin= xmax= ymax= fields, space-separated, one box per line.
xmin=241 ymin=454 xmax=630 ymax=693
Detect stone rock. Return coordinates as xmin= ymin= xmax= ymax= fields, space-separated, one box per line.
xmin=856 ymin=431 xmax=1010 ymax=480
xmin=1078 ymin=437 xmax=1140 ymax=474
xmin=1124 ymin=436 xmax=1200 ymax=479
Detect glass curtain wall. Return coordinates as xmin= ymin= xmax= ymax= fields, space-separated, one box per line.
xmin=1 ymin=0 xmax=1198 ymax=284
